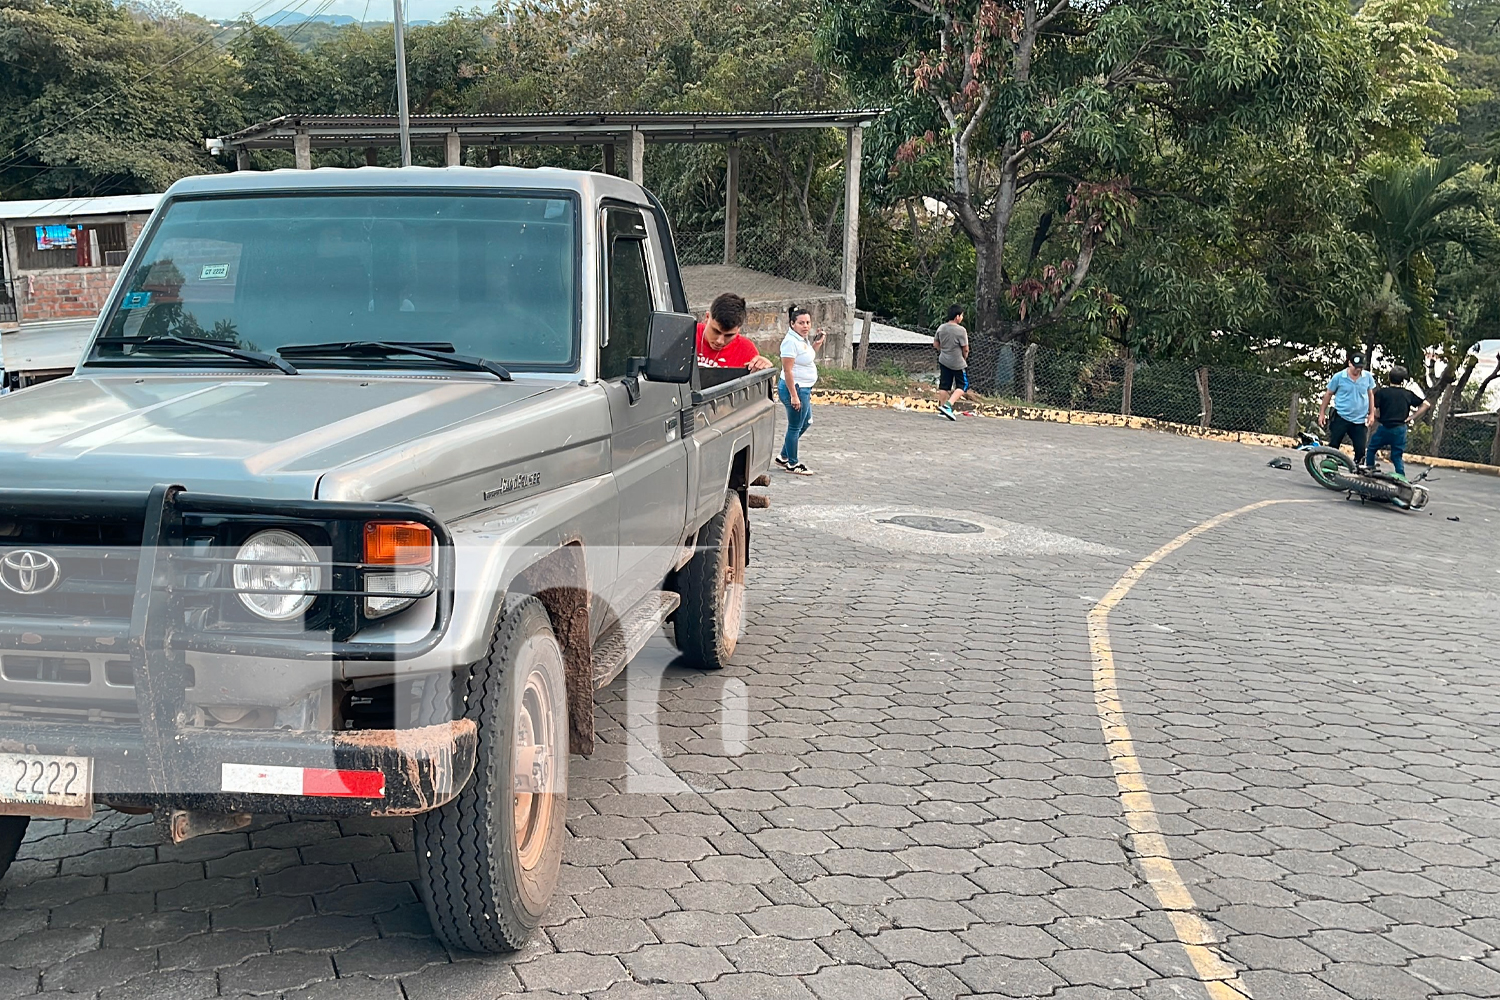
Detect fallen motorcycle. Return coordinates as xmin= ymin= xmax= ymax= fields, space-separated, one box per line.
xmin=1296 ymin=433 xmax=1431 ymax=510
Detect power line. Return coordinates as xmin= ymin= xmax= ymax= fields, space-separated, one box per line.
xmin=0 ymin=0 xmax=322 ymax=201
xmin=282 ymin=0 xmax=339 ymax=43
xmin=0 ymin=0 xmax=303 ymax=182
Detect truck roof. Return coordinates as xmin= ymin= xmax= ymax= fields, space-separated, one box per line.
xmin=163 ymin=165 xmax=650 ymax=203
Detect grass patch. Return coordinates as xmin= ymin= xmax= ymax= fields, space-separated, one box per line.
xmin=816 ymin=367 xmax=929 ymax=395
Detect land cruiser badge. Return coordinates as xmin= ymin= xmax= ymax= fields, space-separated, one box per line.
xmin=484 ymin=471 xmax=542 ymax=501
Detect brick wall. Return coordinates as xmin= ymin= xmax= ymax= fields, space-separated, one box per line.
xmin=17 ymin=267 xmax=123 ymax=323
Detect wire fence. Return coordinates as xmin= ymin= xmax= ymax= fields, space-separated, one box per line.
xmin=669 ymin=225 xmax=1499 ymax=466
xmin=674 ymin=227 xmax=843 ymax=289
xmin=838 ymin=331 xmax=1500 ymax=466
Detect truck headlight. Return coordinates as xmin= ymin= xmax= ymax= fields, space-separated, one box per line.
xmin=232 ymin=529 xmax=323 ymax=621
xmin=363 ymin=521 xmax=434 ymax=618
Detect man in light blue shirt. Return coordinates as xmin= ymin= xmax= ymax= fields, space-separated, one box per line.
xmin=1318 ymin=353 xmax=1377 ymax=463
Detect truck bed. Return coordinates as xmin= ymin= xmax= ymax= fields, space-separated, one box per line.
xmin=684 ymin=367 xmax=777 ymax=532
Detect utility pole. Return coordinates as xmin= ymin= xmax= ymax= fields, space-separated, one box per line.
xmin=392 ymin=0 xmax=412 ymax=166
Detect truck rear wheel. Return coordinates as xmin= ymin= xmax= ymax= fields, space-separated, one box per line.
xmin=415 ymin=597 xmax=568 ymax=953
xmin=0 ymin=817 xmax=28 ymax=881
xmin=674 ymin=493 xmax=747 ymax=671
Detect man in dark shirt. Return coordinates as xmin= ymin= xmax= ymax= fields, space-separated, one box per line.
xmin=1365 ymin=365 xmax=1430 ymax=477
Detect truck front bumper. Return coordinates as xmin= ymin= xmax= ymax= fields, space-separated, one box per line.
xmin=0 ymin=717 xmax=478 ymax=819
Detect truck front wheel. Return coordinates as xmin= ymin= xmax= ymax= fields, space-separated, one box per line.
xmin=415 ymin=597 xmax=568 ymax=952
xmin=674 ymin=493 xmax=747 ymax=670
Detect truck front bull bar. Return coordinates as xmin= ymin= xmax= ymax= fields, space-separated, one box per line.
xmin=0 ymin=484 xmax=474 ymax=836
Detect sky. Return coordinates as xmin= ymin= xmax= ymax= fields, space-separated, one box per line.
xmin=181 ymin=0 xmax=467 ymax=26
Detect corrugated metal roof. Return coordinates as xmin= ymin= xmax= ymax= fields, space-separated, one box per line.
xmin=213 ymin=110 xmax=886 ymax=149
xmin=0 ymin=193 xmax=161 ymax=222
xmin=851 ymin=319 xmax=935 ymax=345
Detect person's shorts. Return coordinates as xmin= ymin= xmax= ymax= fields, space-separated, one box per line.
xmin=939 ymin=364 xmax=969 ymax=392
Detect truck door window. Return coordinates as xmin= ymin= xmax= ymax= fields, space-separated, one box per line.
xmin=600 ymin=210 xmax=654 ymax=381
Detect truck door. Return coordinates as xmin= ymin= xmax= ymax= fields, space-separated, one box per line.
xmin=600 ymin=205 xmax=689 ymax=609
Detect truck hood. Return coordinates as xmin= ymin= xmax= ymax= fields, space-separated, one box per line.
xmin=0 ymin=374 xmax=557 ymax=498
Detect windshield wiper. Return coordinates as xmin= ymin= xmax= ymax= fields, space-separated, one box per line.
xmin=277 ymin=341 xmax=513 ymax=381
xmin=96 ymin=335 xmax=300 ymax=375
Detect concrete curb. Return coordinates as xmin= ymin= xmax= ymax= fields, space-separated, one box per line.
xmin=811 ymin=388 xmax=1500 ymax=476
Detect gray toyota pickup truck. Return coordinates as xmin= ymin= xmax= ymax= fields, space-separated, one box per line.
xmin=0 ymin=166 xmax=774 ymax=951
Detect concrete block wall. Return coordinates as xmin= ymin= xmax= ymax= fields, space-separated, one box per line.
xmin=690 ymin=292 xmax=851 ymax=369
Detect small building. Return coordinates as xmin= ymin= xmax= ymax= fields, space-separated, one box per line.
xmin=850 ymin=318 xmax=940 ymax=373
xmin=0 ymin=193 xmax=160 ymax=389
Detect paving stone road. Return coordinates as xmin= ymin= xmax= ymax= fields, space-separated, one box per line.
xmin=3 ymin=404 xmax=1500 ymax=1000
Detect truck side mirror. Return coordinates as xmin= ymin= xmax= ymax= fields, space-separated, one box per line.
xmin=643 ymin=311 xmax=695 ymax=384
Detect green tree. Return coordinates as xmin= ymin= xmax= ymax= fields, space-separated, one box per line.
xmin=820 ymin=0 xmax=1373 ymax=352
xmin=0 ymin=0 xmax=236 ymax=197
xmin=1356 ymin=156 xmax=1498 ymax=379
xmin=229 ymin=22 xmax=315 ymax=124
xmin=1440 ymin=0 xmax=1500 ymax=155
xmin=1357 ymin=0 xmax=1461 ymax=157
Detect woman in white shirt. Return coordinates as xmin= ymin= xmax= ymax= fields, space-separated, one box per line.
xmin=776 ymin=305 xmax=825 ymax=475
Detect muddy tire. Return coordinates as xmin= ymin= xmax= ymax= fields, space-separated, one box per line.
xmin=414 ymin=597 xmax=568 ymax=953
xmin=674 ymin=493 xmax=747 ymax=671
xmin=0 ymin=817 xmax=27 ymax=882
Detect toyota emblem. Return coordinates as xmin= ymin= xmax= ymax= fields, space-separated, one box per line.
xmin=0 ymin=550 xmax=62 ymax=595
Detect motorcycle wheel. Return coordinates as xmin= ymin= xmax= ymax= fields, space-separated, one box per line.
xmin=1303 ymin=446 xmax=1356 ymax=491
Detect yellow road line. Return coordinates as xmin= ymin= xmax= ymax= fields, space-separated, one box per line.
xmin=1087 ymin=499 xmax=1313 ymax=1000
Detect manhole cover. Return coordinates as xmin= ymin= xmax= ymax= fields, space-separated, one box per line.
xmin=876 ymin=515 xmax=986 ymax=534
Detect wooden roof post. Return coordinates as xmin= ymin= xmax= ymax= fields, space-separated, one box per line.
xmin=628 ymin=128 xmax=645 ymax=185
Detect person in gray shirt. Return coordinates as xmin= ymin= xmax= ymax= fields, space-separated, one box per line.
xmin=933 ymin=305 xmax=970 ymax=421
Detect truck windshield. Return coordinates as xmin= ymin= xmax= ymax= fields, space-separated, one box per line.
xmin=88 ymin=192 xmax=579 ymax=371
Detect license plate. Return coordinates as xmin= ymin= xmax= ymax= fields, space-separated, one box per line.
xmin=0 ymin=752 xmax=93 ymax=819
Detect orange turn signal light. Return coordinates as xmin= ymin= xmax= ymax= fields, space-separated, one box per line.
xmin=363 ymin=521 xmax=434 ymax=567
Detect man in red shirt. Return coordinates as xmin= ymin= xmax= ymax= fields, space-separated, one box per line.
xmin=697 ymin=292 xmax=773 ymax=371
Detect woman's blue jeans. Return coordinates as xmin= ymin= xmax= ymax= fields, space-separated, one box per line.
xmin=778 ymin=380 xmax=813 ymax=466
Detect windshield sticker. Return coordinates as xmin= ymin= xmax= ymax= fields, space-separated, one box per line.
xmin=121 ymin=291 xmax=151 ymax=309
xmin=200 ymin=264 xmax=230 ymax=280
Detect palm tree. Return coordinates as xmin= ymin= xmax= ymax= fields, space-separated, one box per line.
xmin=1354 ymin=156 xmax=1497 ymax=374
